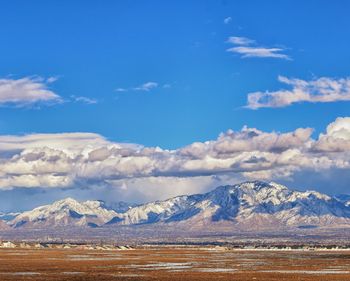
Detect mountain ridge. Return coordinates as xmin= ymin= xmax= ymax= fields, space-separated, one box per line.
xmin=4 ymin=181 xmax=350 ymax=231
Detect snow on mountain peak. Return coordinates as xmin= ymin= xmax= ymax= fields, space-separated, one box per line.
xmin=5 ymin=180 xmax=350 ymax=230
xmin=10 ymin=197 xmax=120 ymax=228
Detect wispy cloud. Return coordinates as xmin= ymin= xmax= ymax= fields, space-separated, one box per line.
xmin=0 ymin=76 xmax=62 ymax=107
xmin=223 ymin=17 xmax=232 ymax=24
xmin=115 ymin=81 xmax=170 ymax=93
xmin=71 ymin=95 xmax=98 ymax=104
xmin=226 ymin=36 xmax=291 ymax=60
xmin=227 ymin=36 xmax=254 ymax=46
xmin=246 ymin=76 xmax=350 ymax=109
xmin=46 ymin=76 xmax=59 ymax=83
xmin=115 ymin=88 xmax=127 ymax=92
xmin=133 ymin=81 xmax=158 ymax=91
xmin=228 ymin=46 xmax=290 ymax=59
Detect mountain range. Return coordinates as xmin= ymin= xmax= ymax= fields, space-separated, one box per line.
xmin=2 ymin=181 xmax=350 ymax=232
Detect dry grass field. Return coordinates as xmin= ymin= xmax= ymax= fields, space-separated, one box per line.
xmin=0 ymin=246 xmax=350 ymax=280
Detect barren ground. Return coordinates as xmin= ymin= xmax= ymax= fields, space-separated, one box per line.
xmin=0 ymin=247 xmax=350 ymax=280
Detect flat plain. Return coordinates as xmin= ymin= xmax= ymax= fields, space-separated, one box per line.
xmin=0 ymin=246 xmax=350 ymax=281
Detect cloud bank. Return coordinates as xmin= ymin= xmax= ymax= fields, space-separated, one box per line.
xmin=0 ymin=117 xmax=350 ymax=201
xmin=247 ymin=76 xmax=350 ymax=109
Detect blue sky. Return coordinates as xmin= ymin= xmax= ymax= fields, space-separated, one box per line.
xmin=1 ymin=0 xmax=349 ymax=148
xmin=1 ymin=1 xmax=350 ymax=211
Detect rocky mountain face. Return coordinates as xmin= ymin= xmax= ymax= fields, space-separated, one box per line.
xmin=4 ymin=181 xmax=350 ymax=231
xmin=108 ymin=181 xmax=350 ymax=230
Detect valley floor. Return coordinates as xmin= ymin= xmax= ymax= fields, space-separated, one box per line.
xmin=0 ymin=247 xmax=350 ymax=280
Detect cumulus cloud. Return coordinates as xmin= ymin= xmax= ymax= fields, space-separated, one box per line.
xmin=212 ymin=126 xmax=313 ymax=154
xmin=313 ymin=117 xmax=350 ymax=152
xmin=1 ymin=118 xmax=350 ymax=199
xmin=0 ymin=76 xmax=62 ymax=106
xmin=247 ymin=76 xmax=350 ymax=109
xmin=226 ymin=36 xmax=290 ymax=60
xmin=106 ymin=176 xmax=226 ymax=203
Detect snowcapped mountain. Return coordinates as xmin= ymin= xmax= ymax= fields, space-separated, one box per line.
xmin=4 ymin=181 xmax=350 ymax=231
xmin=110 ymin=181 xmax=350 ymax=229
xmin=9 ymin=198 xmax=122 ymax=228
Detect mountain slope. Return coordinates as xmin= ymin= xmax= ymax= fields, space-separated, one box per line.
xmin=9 ymin=198 xmax=122 ymax=228
xmin=335 ymin=194 xmax=350 ymax=207
xmin=6 ymin=181 xmax=350 ymax=231
xmin=0 ymin=219 xmax=9 ymax=230
xmin=112 ymin=181 xmax=350 ymax=229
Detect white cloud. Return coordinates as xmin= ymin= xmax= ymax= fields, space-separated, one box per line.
xmin=115 ymin=81 xmax=159 ymax=92
xmin=133 ymin=82 xmax=158 ymax=91
xmin=313 ymin=117 xmax=350 ymax=152
xmin=115 ymin=88 xmax=127 ymax=92
xmin=46 ymin=76 xmax=59 ymax=83
xmin=1 ymin=118 xmax=350 ymax=198
xmin=0 ymin=76 xmax=62 ymax=106
xmin=106 ymin=176 xmax=225 ymax=203
xmin=71 ymin=95 xmax=98 ymax=104
xmin=228 ymin=46 xmax=291 ymax=60
xmin=226 ymin=36 xmax=290 ymax=60
xmin=224 ymin=17 xmax=232 ymax=24
xmin=246 ymin=76 xmax=350 ymax=109
xmin=227 ymin=36 xmax=255 ymax=46
xmin=0 ymin=132 xmax=111 ymax=154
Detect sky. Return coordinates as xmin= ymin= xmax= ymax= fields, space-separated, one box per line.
xmin=0 ymin=0 xmax=350 ymax=212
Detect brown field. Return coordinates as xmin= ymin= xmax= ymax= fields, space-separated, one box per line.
xmin=0 ymin=247 xmax=350 ymax=280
